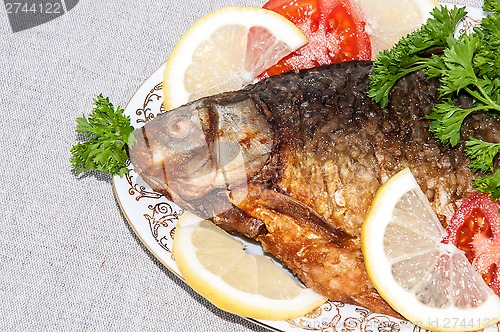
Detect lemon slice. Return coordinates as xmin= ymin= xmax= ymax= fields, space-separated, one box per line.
xmin=353 ymin=0 xmax=437 ymax=58
xmin=173 ymin=211 xmax=327 ymax=320
xmin=362 ymin=168 xmax=500 ymax=331
xmin=163 ymin=6 xmax=308 ymax=110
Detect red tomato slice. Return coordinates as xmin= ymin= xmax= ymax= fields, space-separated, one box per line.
xmin=444 ymin=192 xmax=500 ymax=296
xmin=261 ymin=0 xmax=371 ymax=77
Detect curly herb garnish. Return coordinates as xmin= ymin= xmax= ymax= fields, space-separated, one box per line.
xmin=70 ymin=94 xmax=134 ymax=177
xmin=369 ymin=1 xmax=500 ymax=199
xmin=368 ymin=6 xmax=467 ymax=108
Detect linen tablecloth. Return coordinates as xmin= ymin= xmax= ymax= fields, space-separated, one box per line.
xmin=0 ymin=0 xmax=484 ymax=331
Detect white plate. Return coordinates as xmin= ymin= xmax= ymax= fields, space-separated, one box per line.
xmin=112 ymin=5 xmax=497 ymax=332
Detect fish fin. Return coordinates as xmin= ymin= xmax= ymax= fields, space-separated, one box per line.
xmin=236 ymin=183 xmax=354 ymax=248
xmin=213 ymin=206 xmax=267 ymax=239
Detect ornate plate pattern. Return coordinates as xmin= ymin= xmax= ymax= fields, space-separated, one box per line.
xmin=112 ymin=5 xmax=499 ymax=332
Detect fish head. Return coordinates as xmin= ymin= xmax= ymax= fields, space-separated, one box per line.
xmin=128 ymin=95 xmax=276 ymax=216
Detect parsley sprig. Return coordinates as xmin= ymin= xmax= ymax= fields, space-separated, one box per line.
xmin=484 ymin=0 xmax=500 ymax=12
xmin=70 ymin=94 xmax=134 ymax=177
xmin=426 ymin=15 xmax=500 ymax=144
xmin=368 ymin=6 xmax=467 ymax=107
xmin=369 ymin=1 xmax=500 ymax=199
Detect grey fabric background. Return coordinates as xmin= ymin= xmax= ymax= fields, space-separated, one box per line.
xmin=0 ymin=0 xmax=484 ymax=331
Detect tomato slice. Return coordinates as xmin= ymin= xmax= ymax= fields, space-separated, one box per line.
xmin=261 ymin=0 xmax=371 ymax=78
xmin=444 ymin=192 xmax=500 ymax=296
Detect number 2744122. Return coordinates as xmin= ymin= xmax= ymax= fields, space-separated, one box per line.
xmin=5 ymin=2 xmax=63 ymax=14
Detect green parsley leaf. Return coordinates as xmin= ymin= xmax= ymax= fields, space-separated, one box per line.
xmin=431 ymin=34 xmax=479 ymax=96
xmin=426 ymin=102 xmax=475 ymax=146
xmin=70 ymin=94 xmax=134 ymax=177
xmin=473 ymin=169 xmax=500 ymax=200
xmin=368 ymin=6 xmax=467 ymax=107
xmin=426 ymin=12 xmax=500 ymax=148
xmin=466 ymin=138 xmax=500 ymax=172
xmin=483 ymin=0 xmax=500 ymax=13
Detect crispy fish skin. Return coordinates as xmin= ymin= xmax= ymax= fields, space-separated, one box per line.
xmin=128 ymin=61 xmax=499 ymax=318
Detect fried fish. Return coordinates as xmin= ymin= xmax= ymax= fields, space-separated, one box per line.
xmin=128 ymin=60 xmax=499 ymax=317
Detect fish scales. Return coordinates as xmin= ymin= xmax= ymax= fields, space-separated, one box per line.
xmin=128 ymin=60 xmax=499 ymax=318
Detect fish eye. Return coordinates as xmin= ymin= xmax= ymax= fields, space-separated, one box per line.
xmin=166 ymin=114 xmax=194 ymax=139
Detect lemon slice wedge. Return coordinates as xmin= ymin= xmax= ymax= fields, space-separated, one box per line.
xmin=362 ymin=168 xmax=500 ymax=331
xmin=353 ymin=0 xmax=438 ymax=58
xmin=163 ymin=6 xmax=308 ymax=110
xmin=173 ymin=211 xmax=327 ymax=320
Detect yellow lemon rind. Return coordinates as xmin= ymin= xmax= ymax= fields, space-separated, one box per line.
xmin=362 ymin=168 xmax=500 ymax=331
xmin=173 ymin=211 xmax=327 ymax=321
xmin=163 ymin=6 xmax=307 ymax=110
